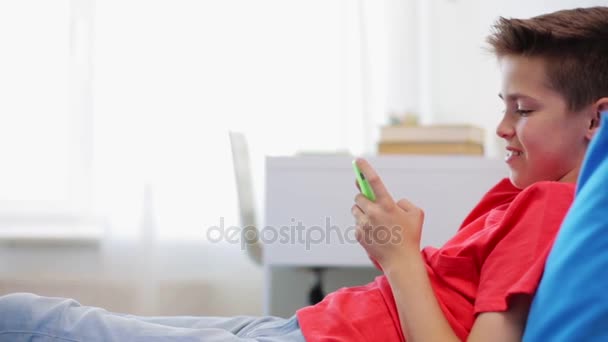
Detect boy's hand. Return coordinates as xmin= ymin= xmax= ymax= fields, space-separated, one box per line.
xmin=351 ymin=158 xmax=425 ymax=270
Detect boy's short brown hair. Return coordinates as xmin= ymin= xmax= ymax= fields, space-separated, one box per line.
xmin=486 ymin=7 xmax=608 ymax=111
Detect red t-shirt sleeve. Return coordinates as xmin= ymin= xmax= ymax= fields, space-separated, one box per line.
xmin=474 ymin=182 xmax=574 ymax=314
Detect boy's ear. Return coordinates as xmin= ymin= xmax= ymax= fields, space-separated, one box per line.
xmin=587 ymin=98 xmax=608 ymax=140
xmin=589 ymin=111 xmax=600 ymax=129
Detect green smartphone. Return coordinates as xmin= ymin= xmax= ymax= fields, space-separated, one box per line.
xmin=352 ymin=160 xmax=376 ymax=201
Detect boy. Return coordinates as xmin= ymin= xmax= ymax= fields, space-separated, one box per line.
xmin=341 ymin=6 xmax=608 ymax=341
xmin=0 ymin=6 xmax=606 ymax=342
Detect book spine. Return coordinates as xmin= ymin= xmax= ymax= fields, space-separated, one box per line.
xmin=379 ymin=127 xmax=484 ymax=144
xmin=377 ymin=142 xmax=484 ymax=155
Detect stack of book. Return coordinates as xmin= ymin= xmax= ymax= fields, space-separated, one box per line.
xmin=377 ymin=124 xmax=484 ymax=155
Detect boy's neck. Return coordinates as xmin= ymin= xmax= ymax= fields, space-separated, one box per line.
xmin=558 ymin=166 xmax=581 ymax=184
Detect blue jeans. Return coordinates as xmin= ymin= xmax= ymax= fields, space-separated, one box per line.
xmin=0 ymin=293 xmax=306 ymax=342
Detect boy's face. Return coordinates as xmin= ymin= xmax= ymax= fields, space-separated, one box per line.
xmin=496 ymin=55 xmax=590 ymax=189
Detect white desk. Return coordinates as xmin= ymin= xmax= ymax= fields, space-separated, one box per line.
xmin=263 ymin=155 xmax=506 ymax=316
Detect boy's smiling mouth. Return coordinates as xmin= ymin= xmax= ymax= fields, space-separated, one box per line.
xmin=505 ymin=147 xmax=523 ymax=162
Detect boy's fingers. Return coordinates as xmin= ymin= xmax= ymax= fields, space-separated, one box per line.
xmin=397 ymin=198 xmax=425 ymax=219
xmin=351 ymin=204 xmax=364 ymax=219
xmin=351 ymin=205 xmax=371 ymax=227
xmin=354 ymin=193 xmax=373 ymax=213
xmin=396 ymin=198 xmax=416 ymax=211
xmin=355 ymin=158 xmax=393 ymax=202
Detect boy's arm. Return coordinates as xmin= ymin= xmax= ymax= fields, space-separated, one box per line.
xmin=383 ymin=249 xmax=460 ymax=342
xmin=384 ymin=253 xmax=530 ymax=342
xmin=468 ymin=295 xmax=530 ymax=341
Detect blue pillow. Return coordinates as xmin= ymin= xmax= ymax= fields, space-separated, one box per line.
xmin=524 ymin=111 xmax=608 ymax=341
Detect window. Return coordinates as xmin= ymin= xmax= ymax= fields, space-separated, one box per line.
xmin=0 ymin=1 xmax=95 ymax=238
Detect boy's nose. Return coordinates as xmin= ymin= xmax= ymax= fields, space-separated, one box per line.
xmin=496 ymin=115 xmax=515 ymax=139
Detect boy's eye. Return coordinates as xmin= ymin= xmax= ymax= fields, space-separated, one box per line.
xmin=515 ymin=109 xmax=533 ymax=117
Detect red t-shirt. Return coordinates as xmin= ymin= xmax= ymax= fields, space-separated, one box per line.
xmin=296 ymin=179 xmax=575 ymax=341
